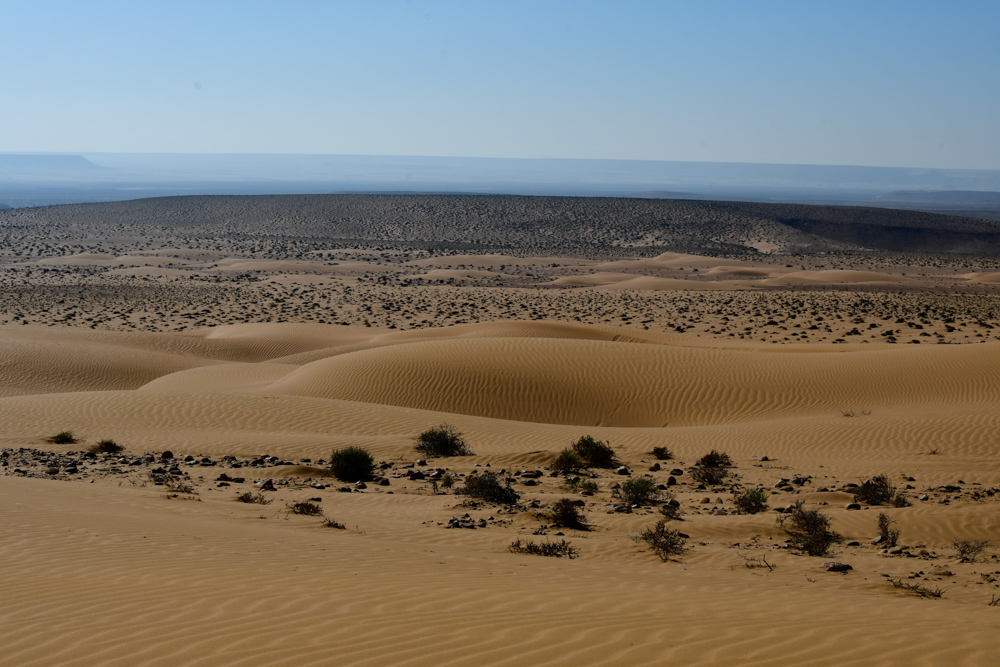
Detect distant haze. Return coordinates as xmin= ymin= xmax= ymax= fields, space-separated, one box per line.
xmin=1 ymin=153 xmax=1000 ymax=212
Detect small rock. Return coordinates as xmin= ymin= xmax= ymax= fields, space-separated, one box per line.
xmin=160 ymin=451 xmax=174 ymax=460
xmin=670 ymin=469 xmax=684 ymax=476
xmin=759 ymin=456 xmax=769 ymax=462
xmin=615 ymin=466 xmax=630 ymax=475
xmin=355 ymin=481 xmax=367 ymax=489
xmin=823 ymin=562 xmax=852 ymax=572
xmin=845 ymin=503 xmax=862 ymax=510
xmin=649 ymin=463 xmax=661 ymax=472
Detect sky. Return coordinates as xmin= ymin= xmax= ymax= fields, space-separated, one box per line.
xmin=2 ymin=0 xmax=999 ymax=169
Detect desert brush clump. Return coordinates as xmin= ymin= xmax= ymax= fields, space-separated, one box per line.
xmin=614 ymin=477 xmax=661 ymax=508
xmin=548 ymin=498 xmax=590 ymax=530
xmin=732 ymin=487 xmax=769 ymax=514
xmin=953 ymin=539 xmax=992 ymax=563
xmin=509 ymin=538 xmax=579 ymax=559
xmin=651 ymin=446 xmax=673 ymax=460
xmin=459 ymin=470 xmax=520 ymax=505
xmin=876 ymin=512 xmax=900 ymax=548
xmin=570 ymin=435 xmax=617 ymax=468
xmin=777 ymin=501 xmax=841 ymax=556
xmin=887 ymin=577 xmax=945 ymax=598
xmin=689 ymin=449 xmax=732 ymax=485
xmin=236 ymin=491 xmax=272 ymax=505
xmin=322 ymin=517 xmax=347 ymax=530
xmin=287 ymin=501 xmax=324 ymax=516
xmin=551 ymin=448 xmax=584 ymax=472
xmin=329 ymin=445 xmax=375 ymax=482
xmin=47 ymin=431 xmax=77 ymax=445
xmin=563 ymin=477 xmax=599 ymax=493
xmin=415 ymin=424 xmax=472 ymax=457
xmin=854 ymin=474 xmax=897 ymax=506
xmin=89 ymin=439 xmax=124 ymax=455
xmin=634 ymin=520 xmax=687 ymax=561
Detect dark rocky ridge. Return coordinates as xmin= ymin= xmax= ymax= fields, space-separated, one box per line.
xmin=3 ymin=194 xmax=1000 ymax=257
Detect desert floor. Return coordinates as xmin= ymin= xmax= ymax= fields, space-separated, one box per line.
xmin=2 ymin=242 xmax=1000 ymax=666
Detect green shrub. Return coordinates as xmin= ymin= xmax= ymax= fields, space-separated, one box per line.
xmin=615 ymin=477 xmax=661 ymax=507
xmin=733 ymin=487 xmax=769 ymax=514
xmin=571 ymin=435 xmax=617 ymax=468
xmin=47 ymin=431 xmax=77 ymax=445
xmin=440 ymin=472 xmax=457 ymax=489
xmin=460 ymin=471 xmax=520 ymax=505
xmin=651 ymin=446 xmax=673 ymax=460
xmin=563 ymin=477 xmax=599 ymax=494
xmin=854 ymin=474 xmax=895 ymax=505
xmin=89 ymin=439 xmax=123 ymax=455
xmin=329 ymin=446 xmax=375 ymax=482
xmin=778 ymin=501 xmax=841 ymax=556
xmin=548 ymin=498 xmax=589 ymax=530
xmin=415 ymin=424 xmax=472 ymax=457
xmin=634 ymin=520 xmax=687 ymax=561
xmin=551 ymin=448 xmax=583 ymax=472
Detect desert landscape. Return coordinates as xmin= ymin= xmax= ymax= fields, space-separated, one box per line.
xmin=2 ymin=194 xmax=999 ymax=666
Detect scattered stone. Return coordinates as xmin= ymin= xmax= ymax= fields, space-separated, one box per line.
xmin=824 ymin=562 xmax=852 ymax=572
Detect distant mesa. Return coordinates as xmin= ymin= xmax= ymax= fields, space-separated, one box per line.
xmin=875 ymin=189 xmax=1000 ymax=207
xmin=0 ymin=154 xmax=102 ymax=172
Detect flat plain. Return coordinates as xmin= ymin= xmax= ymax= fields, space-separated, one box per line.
xmin=2 ymin=195 xmax=999 ymax=666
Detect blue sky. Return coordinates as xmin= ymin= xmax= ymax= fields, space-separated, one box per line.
xmin=2 ymin=0 xmax=999 ymax=169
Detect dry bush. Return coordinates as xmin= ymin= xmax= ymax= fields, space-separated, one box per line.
xmin=548 ymin=498 xmax=589 ymax=530
xmin=287 ymin=501 xmax=324 ymax=516
xmin=689 ymin=450 xmax=732 ymax=485
xmin=563 ymin=477 xmax=599 ymax=493
xmin=460 ymin=471 xmax=520 ymax=505
xmin=732 ymin=487 xmax=769 ymax=514
xmin=777 ymin=501 xmax=841 ymax=556
xmin=876 ymin=512 xmax=900 ymax=548
xmin=47 ymin=431 xmax=77 ymax=445
xmin=322 ymin=517 xmax=347 ymax=530
xmin=509 ymin=538 xmax=579 ymax=559
xmin=953 ymin=539 xmax=992 ymax=563
xmin=236 ymin=491 xmax=272 ymax=505
xmin=415 ymin=424 xmax=472 ymax=457
xmin=634 ymin=520 xmax=687 ymax=561
xmin=571 ymin=435 xmax=618 ymax=468
xmin=89 ymin=439 xmax=123 ymax=455
xmin=887 ymin=577 xmax=945 ymax=598
xmin=651 ymin=446 xmax=673 ymax=460
xmin=854 ymin=474 xmax=896 ymax=505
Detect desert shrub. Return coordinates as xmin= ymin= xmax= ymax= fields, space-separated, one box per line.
xmin=614 ymin=477 xmax=661 ymax=507
xmin=887 ymin=578 xmax=944 ymax=598
xmin=634 ymin=520 xmax=687 ymax=561
xmin=777 ymin=501 xmax=841 ymax=556
xmin=322 ymin=517 xmax=347 ymax=530
xmin=89 ymin=439 xmax=123 ymax=455
xmin=563 ymin=477 xmax=599 ymax=493
xmin=689 ymin=450 xmax=732 ymax=485
xmin=415 ymin=424 xmax=472 ymax=457
xmin=659 ymin=503 xmax=683 ymax=521
xmin=551 ymin=448 xmax=584 ymax=472
xmin=509 ymin=538 xmax=579 ymax=558
xmin=571 ymin=435 xmax=617 ymax=468
xmin=287 ymin=501 xmax=324 ymax=516
xmin=236 ymin=491 xmax=272 ymax=505
xmin=47 ymin=431 xmax=77 ymax=445
xmin=953 ymin=539 xmax=992 ymax=563
xmin=651 ymin=446 xmax=673 ymax=460
xmin=854 ymin=474 xmax=895 ymax=505
xmin=548 ymin=498 xmax=589 ymax=530
xmin=890 ymin=492 xmax=911 ymax=508
xmin=329 ymin=446 xmax=375 ymax=482
xmin=696 ymin=450 xmax=732 ymax=468
xmin=460 ymin=471 xmax=520 ymax=505
xmin=876 ymin=512 xmax=900 ymax=548
xmin=732 ymin=487 xmax=769 ymax=514
xmin=440 ymin=472 xmax=457 ymax=489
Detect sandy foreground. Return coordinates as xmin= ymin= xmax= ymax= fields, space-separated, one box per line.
xmin=2 ymin=314 xmax=999 ymax=666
